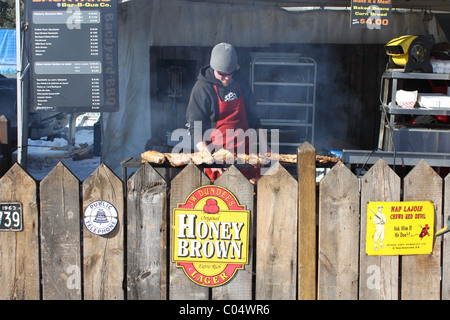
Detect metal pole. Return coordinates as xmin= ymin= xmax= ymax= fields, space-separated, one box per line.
xmin=15 ymin=0 xmax=23 ymax=166
xmin=15 ymin=0 xmax=27 ymax=168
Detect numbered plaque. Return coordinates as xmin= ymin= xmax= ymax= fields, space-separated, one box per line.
xmin=0 ymin=203 xmax=23 ymax=231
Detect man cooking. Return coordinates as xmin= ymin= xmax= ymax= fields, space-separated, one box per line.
xmin=185 ymin=42 xmax=264 ymax=181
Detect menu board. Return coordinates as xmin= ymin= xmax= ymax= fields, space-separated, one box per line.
xmin=29 ymin=0 xmax=119 ymax=112
xmin=351 ymin=0 xmax=392 ymax=29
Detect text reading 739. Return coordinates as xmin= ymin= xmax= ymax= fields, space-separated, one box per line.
xmin=0 ymin=203 xmax=23 ymax=231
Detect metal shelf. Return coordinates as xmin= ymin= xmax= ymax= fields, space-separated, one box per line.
xmin=343 ymin=149 xmax=450 ymax=168
xmin=253 ymin=61 xmax=316 ymax=67
xmin=383 ymin=69 xmax=450 ymax=81
xmin=380 ymin=105 xmax=450 ymax=116
xmin=256 ymin=101 xmax=314 ymax=108
xmin=378 ymin=69 xmax=450 ymax=152
xmin=253 ymin=81 xmax=314 ymax=87
xmin=250 ymin=53 xmax=316 ymax=151
xmin=260 ymin=119 xmax=312 ymax=127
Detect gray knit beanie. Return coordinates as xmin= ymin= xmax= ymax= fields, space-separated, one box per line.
xmin=210 ymin=43 xmax=239 ymax=73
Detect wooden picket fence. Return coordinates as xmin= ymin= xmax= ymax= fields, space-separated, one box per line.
xmin=0 ymin=142 xmax=449 ymax=300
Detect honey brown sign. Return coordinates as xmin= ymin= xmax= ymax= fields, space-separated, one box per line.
xmin=172 ymin=185 xmax=250 ymax=287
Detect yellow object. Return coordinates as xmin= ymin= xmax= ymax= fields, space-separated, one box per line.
xmin=366 ymin=201 xmax=434 ymax=256
xmin=385 ymin=35 xmax=418 ymax=66
xmin=435 ymin=215 xmax=450 ymax=237
xmin=172 ymin=185 xmax=250 ymax=287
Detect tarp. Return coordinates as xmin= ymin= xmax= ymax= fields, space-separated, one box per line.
xmin=124 ymin=0 xmax=447 ymax=46
xmin=102 ymin=0 xmax=448 ymax=176
xmin=0 ymin=29 xmax=16 ymax=74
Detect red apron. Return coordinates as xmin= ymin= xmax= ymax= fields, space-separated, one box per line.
xmin=205 ymin=84 xmax=260 ymax=181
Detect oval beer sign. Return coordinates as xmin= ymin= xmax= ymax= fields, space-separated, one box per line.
xmin=172 ymin=185 xmax=250 ymax=287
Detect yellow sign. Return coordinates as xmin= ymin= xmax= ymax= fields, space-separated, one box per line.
xmin=172 ymin=185 xmax=250 ymax=287
xmin=366 ymin=201 xmax=434 ymax=255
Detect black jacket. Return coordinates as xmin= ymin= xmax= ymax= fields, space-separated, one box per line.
xmin=185 ymin=66 xmax=261 ymax=140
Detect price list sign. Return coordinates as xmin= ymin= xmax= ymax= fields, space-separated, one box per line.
xmin=29 ymin=0 xmax=119 ymax=112
xmin=351 ymin=0 xmax=392 ymax=29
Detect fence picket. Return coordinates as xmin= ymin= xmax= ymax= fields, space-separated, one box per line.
xmin=127 ymin=163 xmax=167 ymax=300
xmin=82 ymin=163 xmax=124 ymax=300
xmin=401 ymin=160 xmax=442 ymax=300
xmin=318 ymin=161 xmax=359 ymax=300
xmin=297 ymin=142 xmax=317 ymax=300
xmin=359 ymin=159 xmax=400 ymax=300
xmin=40 ymin=162 xmax=82 ymax=300
xmin=0 ymin=164 xmax=40 ymax=300
xmin=255 ymin=162 xmax=298 ymax=300
xmin=168 ymin=163 xmax=210 ymax=300
xmin=212 ymin=165 xmax=254 ymax=300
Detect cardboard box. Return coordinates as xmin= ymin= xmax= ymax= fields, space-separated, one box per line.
xmin=418 ymin=93 xmax=450 ymax=108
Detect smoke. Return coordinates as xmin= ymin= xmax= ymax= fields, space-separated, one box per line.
xmin=167 ymin=44 xmax=382 ymax=159
xmin=249 ymin=46 xmax=361 ymax=153
xmin=308 ymin=44 xmax=378 ymax=151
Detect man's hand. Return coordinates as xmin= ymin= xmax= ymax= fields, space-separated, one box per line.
xmin=196 ymin=141 xmax=223 ymax=175
xmin=195 ymin=141 xmax=210 ymax=153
